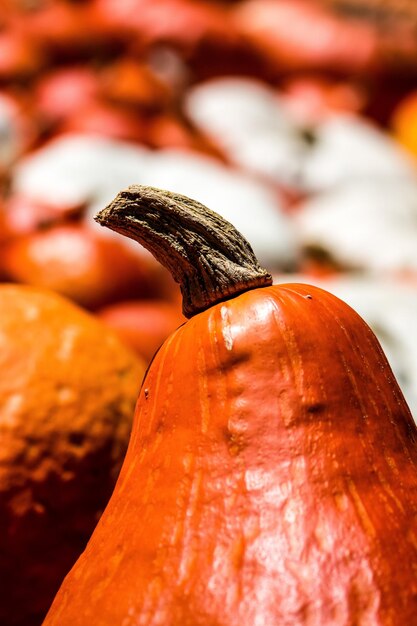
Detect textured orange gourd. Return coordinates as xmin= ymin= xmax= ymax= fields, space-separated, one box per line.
xmin=0 ymin=284 xmax=145 ymax=626
xmin=43 ymin=186 xmax=417 ymax=625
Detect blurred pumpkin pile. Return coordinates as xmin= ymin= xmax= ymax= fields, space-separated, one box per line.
xmin=1 ymin=0 xmax=417 ymax=624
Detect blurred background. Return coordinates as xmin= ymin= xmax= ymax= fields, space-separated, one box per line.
xmin=2 ymin=0 xmax=417 ymax=624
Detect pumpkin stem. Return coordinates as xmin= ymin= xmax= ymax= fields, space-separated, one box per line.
xmin=94 ymin=185 xmax=273 ymax=318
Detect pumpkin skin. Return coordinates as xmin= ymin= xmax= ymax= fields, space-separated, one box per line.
xmin=2 ymin=224 xmax=155 ymax=310
xmin=43 ymin=279 xmax=417 ymax=625
xmin=0 ymin=284 xmax=145 ymax=626
xmin=98 ymin=298 xmax=185 ymax=362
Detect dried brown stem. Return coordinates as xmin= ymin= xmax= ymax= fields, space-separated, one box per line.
xmin=95 ymin=185 xmax=273 ymax=318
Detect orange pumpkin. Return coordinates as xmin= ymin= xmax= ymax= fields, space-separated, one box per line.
xmin=145 ymin=112 xmax=226 ymax=157
xmin=99 ymin=57 xmax=172 ymax=111
xmin=2 ymin=194 xmax=84 ymax=237
xmin=59 ymin=101 xmax=146 ymax=144
xmin=21 ymin=0 xmax=118 ymax=59
xmin=321 ymin=0 xmax=417 ymax=74
xmin=2 ymin=223 xmax=156 ymax=310
xmin=98 ymin=298 xmax=185 ymax=362
xmin=93 ymin=0 xmax=239 ymax=55
xmin=0 ymin=22 xmax=44 ymax=80
xmin=34 ymin=66 xmax=100 ymax=127
xmin=232 ymin=0 xmax=379 ymax=77
xmin=43 ymin=186 xmax=417 ymax=625
xmin=233 ymin=0 xmax=417 ymax=78
xmin=391 ymin=90 xmax=417 ymax=157
xmin=0 ymin=284 xmax=145 ymax=626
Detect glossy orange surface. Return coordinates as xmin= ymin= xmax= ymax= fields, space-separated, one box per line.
xmin=44 ymin=282 xmax=417 ymax=625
